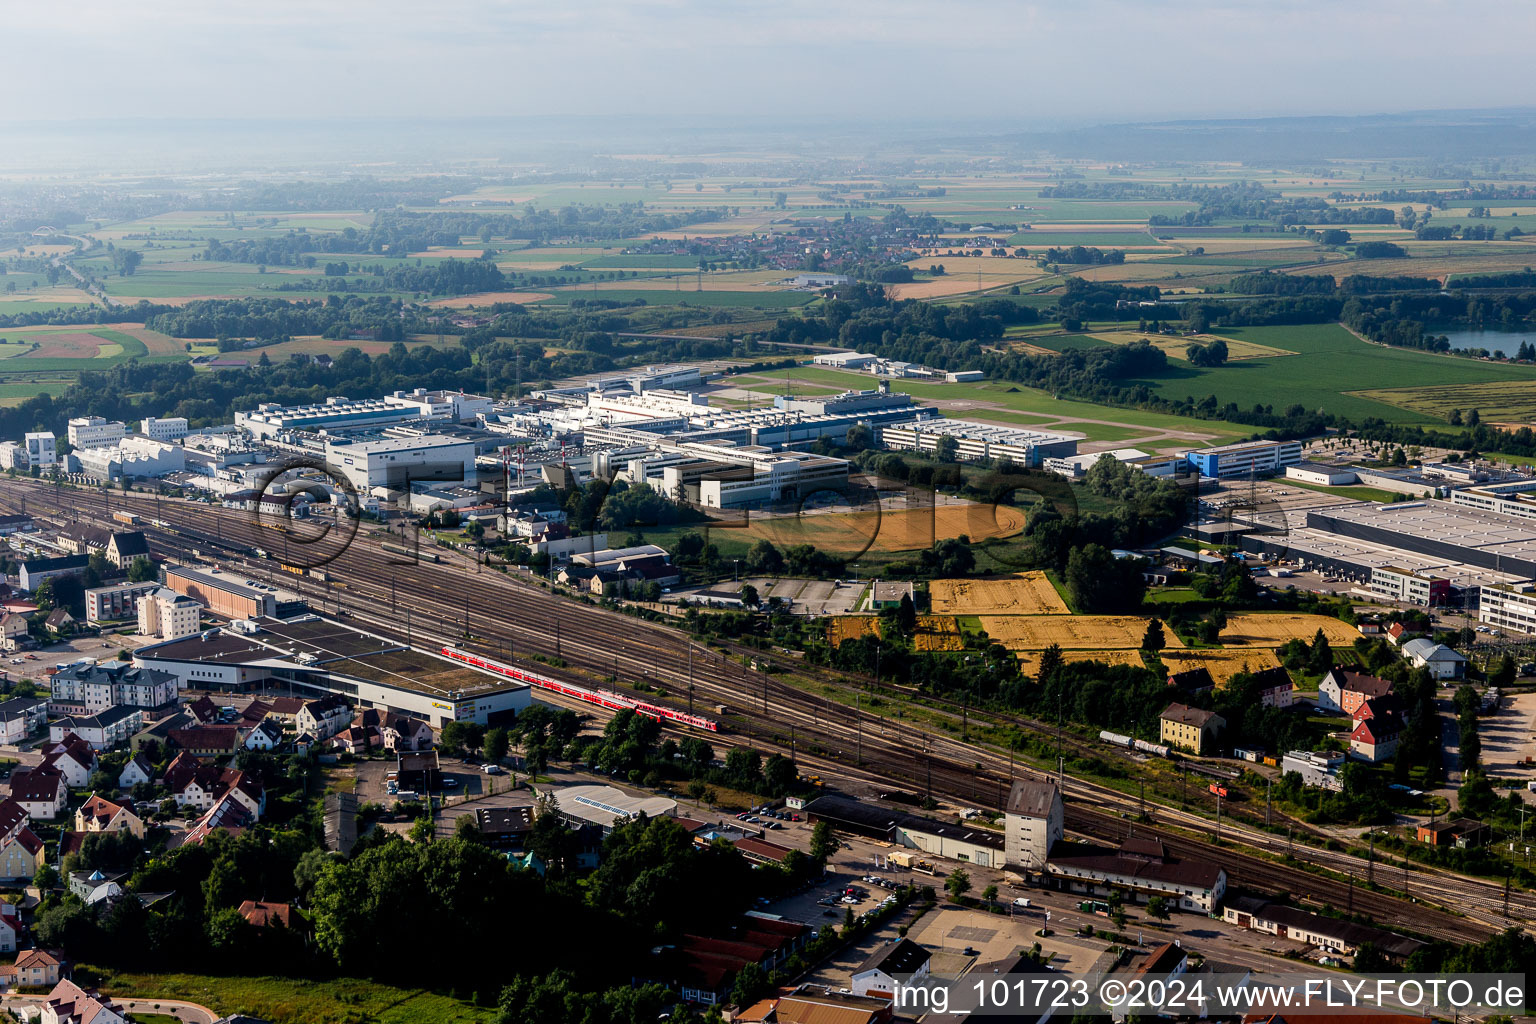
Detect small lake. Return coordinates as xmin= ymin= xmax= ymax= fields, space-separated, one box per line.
xmin=1438 ymin=327 xmax=1536 ymax=357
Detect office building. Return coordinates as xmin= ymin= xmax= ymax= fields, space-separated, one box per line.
xmin=1369 ymin=565 xmax=1450 ymax=606
xmin=85 ymin=582 xmax=162 ymax=624
xmin=67 ymin=417 xmax=126 ymax=449
xmin=1182 ymin=439 xmax=1302 ymax=479
xmin=141 ymin=416 xmax=190 ymax=442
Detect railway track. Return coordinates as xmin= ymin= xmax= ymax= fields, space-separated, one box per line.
xmin=4 ymin=480 xmax=1527 ymax=943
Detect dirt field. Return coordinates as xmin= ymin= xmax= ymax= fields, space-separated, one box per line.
xmin=913 ymin=615 xmax=964 ymax=652
xmin=16 ymin=331 xmax=110 ymax=358
xmin=827 ymin=616 xmax=878 ymax=647
xmin=425 ymin=291 xmax=553 ymax=307
xmin=746 ymin=504 xmax=1025 ymax=554
xmin=1017 ymin=648 xmax=1145 ymax=675
xmin=1160 ymin=648 xmax=1283 ymax=683
xmin=979 ymin=615 xmax=1183 ymax=651
xmin=1220 ymin=613 xmax=1359 ymax=646
xmin=930 ymin=572 xmax=1069 ymax=615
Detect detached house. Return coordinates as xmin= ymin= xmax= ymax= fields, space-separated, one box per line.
xmin=75 ymin=793 xmax=146 ymax=838
xmin=8 ymin=765 xmax=68 ymax=820
xmin=0 ymin=797 xmax=46 ymax=882
xmin=296 ymin=695 xmax=351 ymax=741
xmin=40 ymin=978 xmax=127 ymax=1024
xmin=354 ymin=708 xmax=434 ymax=752
xmin=851 ymin=938 xmax=931 ymax=999
xmin=15 ymin=949 xmax=61 ymax=988
xmin=1159 ymin=703 xmax=1225 ymax=755
xmin=0 ymin=612 xmax=30 ymax=654
xmin=167 ymin=724 xmax=242 ymax=757
xmin=118 ymin=754 xmax=154 ymax=789
xmin=1350 ymin=713 xmax=1403 ymax=763
xmin=244 ymin=719 xmax=284 ymax=752
xmin=164 ymin=753 xmax=264 ymax=818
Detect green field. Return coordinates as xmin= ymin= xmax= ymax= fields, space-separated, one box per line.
xmin=79 ymin=969 xmax=491 ymax=1024
xmin=1132 ymin=324 xmax=1536 ymax=424
xmin=1010 ymin=232 xmax=1165 ymax=247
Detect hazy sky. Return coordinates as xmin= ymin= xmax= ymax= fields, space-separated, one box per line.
xmin=7 ymin=0 xmax=1534 ymax=124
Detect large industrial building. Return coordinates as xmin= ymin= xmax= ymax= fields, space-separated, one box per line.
xmin=880 ymin=419 xmax=1079 ymax=468
xmin=164 ymin=566 xmax=282 ymax=620
xmin=236 ymin=389 xmax=492 ymax=440
xmin=1304 ymin=501 xmax=1536 ymax=580
xmin=135 ymin=616 xmax=531 ymax=727
xmin=322 ymin=434 xmax=479 ymax=492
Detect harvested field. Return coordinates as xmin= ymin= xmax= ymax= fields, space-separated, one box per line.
xmin=978 ymin=615 xmax=1183 ymax=651
xmin=1160 ymin=648 xmax=1283 ymax=683
xmin=930 ymin=572 xmax=1068 ymax=616
xmin=426 ymin=291 xmax=553 ymax=307
xmin=1017 ymin=649 xmax=1145 ymax=675
xmin=23 ymin=331 xmax=110 ymax=359
xmin=1091 ymin=330 xmax=1295 ymax=361
xmin=1220 ymin=613 xmax=1358 ymax=646
xmin=1351 ymin=380 xmax=1536 ymax=423
xmin=827 ymin=616 xmax=878 ymax=648
xmin=745 ymin=504 xmax=1025 ymax=555
xmin=913 ymin=615 xmax=964 ymax=652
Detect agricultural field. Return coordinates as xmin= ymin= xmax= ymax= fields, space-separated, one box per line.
xmin=978 ymin=614 xmax=1184 ymax=651
xmin=1219 ymin=613 xmax=1360 ymax=646
xmin=1160 ymin=647 xmax=1283 ymax=683
xmin=1090 ymin=330 xmax=1296 ymax=361
xmin=1137 ymin=323 xmax=1536 ymax=424
xmin=1017 ymin=648 xmax=1145 ymax=675
xmin=930 ymin=572 xmax=1069 ymax=616
xmin=913 ymin=615 xmax=964 ymax=652
xmin=743 ymin=503 xmax=1025 ymax=555
xmin=826 ymin=616 xmax=878 ymax=647
xmin=1350 ymin=379 xmax=1536 ymax=423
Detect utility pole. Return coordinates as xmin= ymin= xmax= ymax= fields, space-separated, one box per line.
xmin=855 ymin=691 xmax=862 ymax=765
xmin=1367 ymin=833 xmax=1376 ymax=886
xmin=1266 ymin=778 xmax=1272 ymax=827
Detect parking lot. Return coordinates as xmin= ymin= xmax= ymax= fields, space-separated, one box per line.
xmin=1482 ymin=690 xmax=1536 ymax=782
xmin=2 ymin=632 xmax=160 ymax=685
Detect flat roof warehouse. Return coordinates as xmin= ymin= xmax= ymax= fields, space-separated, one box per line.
xmin=135 ymin=616 xmax=530 ymax=727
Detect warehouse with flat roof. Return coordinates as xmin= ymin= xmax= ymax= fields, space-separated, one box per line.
xmin=134 ymin=616 xmax=530 ymax=727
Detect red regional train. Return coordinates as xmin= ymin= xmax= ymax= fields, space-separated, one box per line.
xmin=441 ymin=646 xmax=720 ymax=732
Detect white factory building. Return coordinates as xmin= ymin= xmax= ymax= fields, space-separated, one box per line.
xmin=1044 ymin=448 xmax=1181 ymax=479
xmin=141 ymin=416 xmax=190 ymax=442
xmin=68 ymin=436 xmax=186 ymax=480
xmin=236 ymin=389 xmax=492 ymax=440
xmin=323 ymin=434 xmax=479 ymax=492
xmin=880 ymin=419 xmax=1080 ymax=468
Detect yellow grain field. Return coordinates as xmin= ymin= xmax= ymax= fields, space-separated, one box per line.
xmin=1017 ymin=649 xmax=1145 ymax=675
xmin=1090 ymin=331 xmax=1295 ymax=361
xmin=1160 ymin=648 xmax=1283 ymax=683
xmin=930 ymin=572 xmax=1069 ymax=616
xmin=745 ymin=504 xmax=1025 ymax=554
xmin=826 ymin=616 xmax=878 ymax=647
xmin=1220 ymin=613 xmax=1359 ymax=646
xmin=979 ymin=615 xmax=1184 ymax=651
xmin=914 ymin=616 xmax=964 ymax=652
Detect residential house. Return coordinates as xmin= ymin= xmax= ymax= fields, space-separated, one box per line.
xmin=187 ymin=695 xmax=221 ymax=723
xmin=0 ymin=611 xmax=29 ymax=653
xmin=0 ymin=695 xmax=48 ymax=743
xmin=8 ymin=766 xmax=67 ymax=819
xmin=49 ymin=706 xmax=145 ymax=750
xmin=1167 ymin=667 xmax=1215 ymax=698
xmin=44 ymin=609 xmax=75 ymax=634
xmin=355 ymin=708 xmax=433 ymax=751
xmin=0 ymin=910 xmax=15 ymax=954
xmin=851 ymin=937 xmax=931 ymax=998
xmin=41 ymin=979 xmax=127 ymax=1024
xmin=69 ymin=868 xmax=126 ymax=906
xmin=1350 ymin=714 xmax=1403 ymax=762
xmin=165 ymin=754 xmax=264 ymax=817
xmin=737 ymin=988 xmax=894 ymax=1024
xmin=239 ymin=700 xmax=273 ymax=727
xmin=1402 ymin=638 xmax=1468 ymax=681
xmin=243 ymin=719 xmax=284 ymax=752
xmin=118 ymin=754 xmax=154 ymax=789
xmin=330 ymin=726 xmax=374 ymax=756
xmin=167 ymin=724 xmax=242 ymax=757
xmin=1318 ymin=670 xmax=1394 ymax=715
xmin=181 ymin=791 xmax=257 ymax=846
xmin=1416 ymin=818 xmax=1491 ymax=849
xmin=238 ymin=900 xmax=294 ymax=929
xmin=0 ymin=797 xmax=45 ymax=882
xmin=296 ymin=695 xmax=351 ymax=741
xmin=261 ymin=696 xmax=306 ymax=724
xmin=39 ymin=742 xmax=97 ymax=788
xmin=1159 ymin=703 xmax=1225 ymax=755
xmin=15 ymin=949 xmax=61 ymax=988
xmin=1247 ymin=666 xmax=1295 ymax=709
xmin=75 ymin=793 xmax=145 ymax=838
xmin=474 ymin=806 xmax=534 ymax=851
xmin=17 ymin=554 xmax=89 ymax=593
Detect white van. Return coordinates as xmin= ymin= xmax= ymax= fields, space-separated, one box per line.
xmin=1013 ymin=897 xmax=1031 ymax=908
